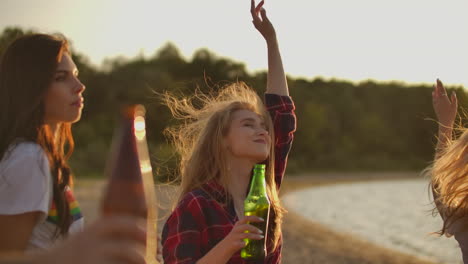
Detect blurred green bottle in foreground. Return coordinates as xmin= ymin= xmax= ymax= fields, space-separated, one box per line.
xmin=241 ymin=164 xmax=270 ymax=260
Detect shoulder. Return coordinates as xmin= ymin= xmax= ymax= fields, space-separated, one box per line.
xmin=176 ymin=188 xmax=214 ymax=213
xmin=2 ymin=141 xmax=47 ymax=165
xmin=163 ymin=189 xmax=208 ymax=238
xmin=165 ymin=187 xmax=221 ymax=227
xmin=0 ymin=142 xmax=52 ymax=216
xmin=0 ymin=142 xmax=49 ymax=181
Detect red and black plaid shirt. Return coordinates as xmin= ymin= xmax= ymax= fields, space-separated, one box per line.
xmin=162 ymin=94 xmax=296 ymax=264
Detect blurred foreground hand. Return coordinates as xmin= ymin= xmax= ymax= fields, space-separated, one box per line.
xmin=0 ymin=215 xmax=147 ymax=264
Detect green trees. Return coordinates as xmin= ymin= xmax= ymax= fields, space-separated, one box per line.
xmin=1 ymin=27 xmax=467 ymax=179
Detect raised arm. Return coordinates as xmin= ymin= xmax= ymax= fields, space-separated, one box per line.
xmin=251 ymin=0 xmax=289 ymax=96
xmin=432 ymin=79 xmax=458 ymax=158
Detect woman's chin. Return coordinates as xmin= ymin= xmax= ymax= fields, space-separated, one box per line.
xmin=252 ymin=154 xmax=269 ymax=164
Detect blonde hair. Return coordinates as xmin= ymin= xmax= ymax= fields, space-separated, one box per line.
xmin=162 ymin=82 xmax=285 ymax=250
xmin=429 ymin=127 xmax=468 ymax=235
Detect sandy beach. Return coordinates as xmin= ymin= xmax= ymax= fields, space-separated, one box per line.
xmin=75 ymin=172 xmax=439 ymax=264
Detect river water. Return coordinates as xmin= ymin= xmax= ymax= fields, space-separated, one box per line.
xmin=282 ymin=179 xmax=462 ymax=264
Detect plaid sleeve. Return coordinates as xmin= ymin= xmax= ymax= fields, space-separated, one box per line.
xmin=265 ymin=93 xmax=297 ymax=189
xmin=162 ymin=193 xmax=208 ymax=264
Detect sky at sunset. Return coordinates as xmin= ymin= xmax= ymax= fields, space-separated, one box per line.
xmin=1 ymin=0 xmax=467 ymax=87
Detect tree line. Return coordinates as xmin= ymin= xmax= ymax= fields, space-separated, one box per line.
xmin=1 ymin=27 xmax=467 ymax=180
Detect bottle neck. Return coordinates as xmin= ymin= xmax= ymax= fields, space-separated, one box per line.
xmin=248 ymin=169 xmax=267 ymax=195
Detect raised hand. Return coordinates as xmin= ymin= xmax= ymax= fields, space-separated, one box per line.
xmin=250 ymin=0 xmax=276 ymax=43
xmin=432 ymin=79 xmax=458 ymax=130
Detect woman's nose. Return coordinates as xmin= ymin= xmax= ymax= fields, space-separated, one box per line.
xmin=74 ymin=77 xmax=85 ymax=94
xmin=257 ymin=127 xmax=269 ymax=136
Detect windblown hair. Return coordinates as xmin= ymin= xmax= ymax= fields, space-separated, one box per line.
xmin=162 ymin=82 xmax=285 ymax=250
xmin=429 ymin=127 xmax=468 ymax=235
xmin=0 ymin=34 xmax=75 ymax=237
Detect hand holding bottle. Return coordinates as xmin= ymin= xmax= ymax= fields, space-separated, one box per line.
xmin=220 ymin=216 xmax=264 ymax=255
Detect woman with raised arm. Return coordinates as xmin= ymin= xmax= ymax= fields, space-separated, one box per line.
xmin=161 ymin=1 xmax=296 ymax=263
xmin=428 ymin=79 xmax=468 ymax=263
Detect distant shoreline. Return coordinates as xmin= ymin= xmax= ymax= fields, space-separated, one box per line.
xmin=281 ymin=175 xmax=460 ymax=264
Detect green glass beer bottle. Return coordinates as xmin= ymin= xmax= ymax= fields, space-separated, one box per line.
xmin=241 ymin=164 xmax=270 ymax=260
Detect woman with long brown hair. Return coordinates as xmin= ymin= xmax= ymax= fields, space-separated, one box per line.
xmin=0 ymin=34 xmax=147 ymax=264
xmin=0 ymin=33 xmax=85 ymax=251
xmin=161 ymin=1 xmax=296 ymax=263
xmin=429 ymin=79 xmax=468 ymax=262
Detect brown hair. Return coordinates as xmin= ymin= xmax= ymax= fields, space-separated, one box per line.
xmin=0 ymin=34 xmax=75 ymax=236
xmin=162 ymin=82 xmax=285 ymax=250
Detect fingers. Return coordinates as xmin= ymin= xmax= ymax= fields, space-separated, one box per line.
xmin=251 ymin=0 xmax=265 ymax=15
xmin=223 ymin=216 xmax=266 ymax=253
xmin=234 ymin=223 xmax=263 ymax=234
xmin=260 ymin=7 xmax=269 ymax=23
xmin=251 ymin=3 xmax=261 ymax=25
xmin=232 ymin=216 xmax=264 ymax=237
xmin=251 ymin=0 xmax=265 ymax=23
xmin=240 ymin=231 xmax=264 ymax=242
xmin=247 ymin=233 xmax=265 ymax=240
xmin=232 ymin=216 xmax=264 ymax=236
xmin=434 ymin=79 xmax=440 ymax=97
xmin=237 ymin=215 xmax=264 ymax=224
xmin=256 ymin=0 xmax=265 ymax=14
xmin=250 ymin=0 xmax=257 ymax=18
xmin=452 ymin=91 xmax=458 ymax=109
xmin=434 ymin=79 xmax=459 ymax=107
xmin=436 ymin=78 xmax=447 ymax=97
xmin=227 ymin=225 xmax=263 ymax=252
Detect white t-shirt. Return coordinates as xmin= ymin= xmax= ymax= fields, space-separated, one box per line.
xmin=0 ymin=142 xmax=84 ymax=251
